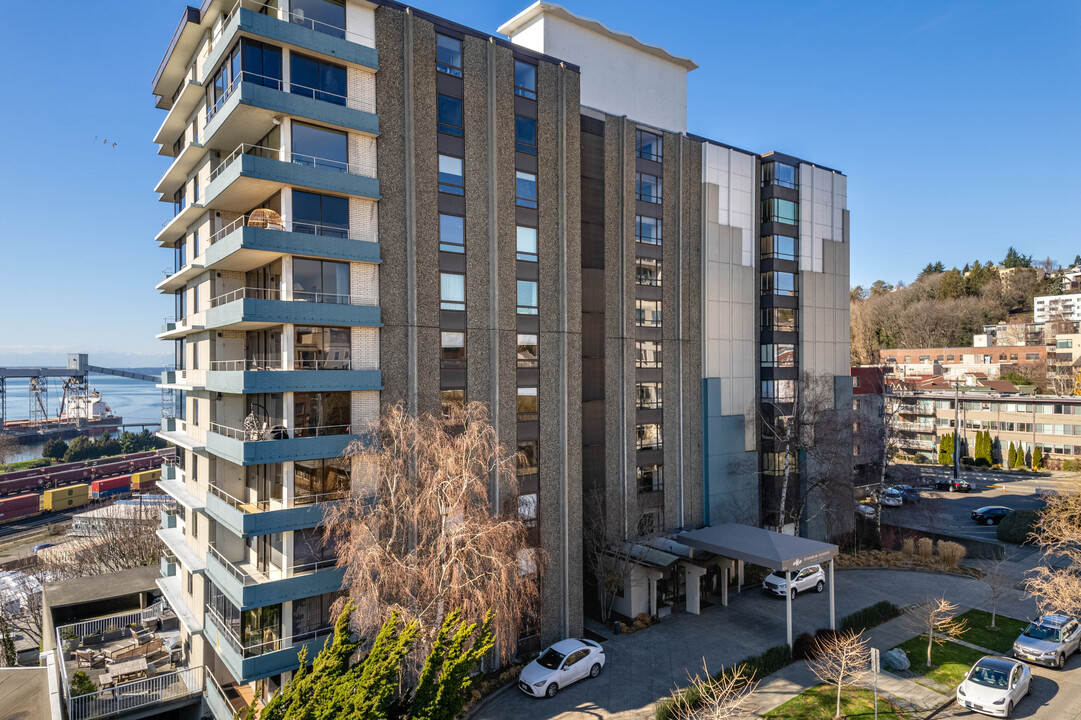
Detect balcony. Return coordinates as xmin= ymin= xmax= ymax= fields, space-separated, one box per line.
xmin=206 ymin=361 xmax=381 ymax=394
xmin=205 ymin=4 xmax=377 ymax=84
xmin=205 ymin=483 xmax=339 ymax=537
xmin=206 ymin=421 xmax=357 ymax=466
xmin=202 ymin=73 xmax=377 ymax=156
xmin=896 ymin=438 xmax=936 ymax=451
xmin=156 ymin=259 xmax=206 ymax=293
xmin=155 ymin=199 xmax=205 ymax=247
xmin=154 ymin=139 xmax=207 ymax=198
xmin=205 ymin=286 xmax=381 ymax=332
xmin=894 ymin=421 xmax=936 ymax=433
xmin=204 ymin=609 xmax=334 ymax=683
xmin=203 ymin=143 xmax=379 ymax=211
xmin=205 ymin=543 xmax=345 ymax=610
xmin=156 ymin=314 xmax=204 ymax=340
xmin=204 ymin=214 xmax=380 ymax=273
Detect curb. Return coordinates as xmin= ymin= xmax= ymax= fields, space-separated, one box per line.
xmin=920 ymin=692 xmax=956 ymax=719
xmin=459 ymin=680 xmax=515 ymax=720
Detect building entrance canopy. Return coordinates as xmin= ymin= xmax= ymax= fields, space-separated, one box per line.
xmin=676 ymin=523 xmax=838 ymax=572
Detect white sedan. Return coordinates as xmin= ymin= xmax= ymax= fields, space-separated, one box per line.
xmin=880 ymin=488 xmax=903 ymax=507
xmin=518 ymin=638 xmax=605 ymax=698
xmin=956 ymin=656 xmax=1031 ymax=717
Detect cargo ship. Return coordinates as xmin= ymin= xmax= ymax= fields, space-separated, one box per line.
xmin=2 ymin=390 xmax=123 ymax=444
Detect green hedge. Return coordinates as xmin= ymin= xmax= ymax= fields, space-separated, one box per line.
xmin=997 ymin=509 xmax=1039 ymax=544
xmin=840 ymin=601 xmax=901 ymax=633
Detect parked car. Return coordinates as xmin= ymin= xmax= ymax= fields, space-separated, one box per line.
xmin=936 ymin=477 xmax=972 ymax=492
xmin=762 ymin=564 xmax=826 ymax=599
xmin=518 ymin=638 xmax=605 ymax=698
xmin=956 ymin=656 xmax=1031 ymax=717
xmin=895 ymin=485 xmax=921 ymax=503
xmin=856 ymin=503 xmax=877 ymax=520
xmin=879 ymin=488 xmax=903 ymax=507
xmin=31 ymin=543 xmax=54 ymax=554
xmin=1012 ymin=615 xmax=1081 ymax=668
xmin=972 ymin=506 xmax=1012 ymax=526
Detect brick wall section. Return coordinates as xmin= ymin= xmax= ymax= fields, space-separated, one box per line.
xmin=351 ymin=327 xmax=379 ymax=370
xmin=351 ymin=390 xmax=379 ymax=431
xmin=347 ymin=66 xmax=376 ymax=114
xmin=349 ymin=198 xmax=378 ymax=242
xmin=350 ymin=262 xmax=378 ymax=305
xmin=349 ymin=133 xmax=377 ymax=177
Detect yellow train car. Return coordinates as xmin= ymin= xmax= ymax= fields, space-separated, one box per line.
xmin=131 ymin=469 xmax=161 ymax=490
xmin=42 ymin=484 xmax=91 ymax=511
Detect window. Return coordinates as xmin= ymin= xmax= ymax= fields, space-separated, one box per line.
xmin=290 ymin=53 xmax=346 ymax=105
xmin=294 ymin=526 xmax=338 ymax=573
xmin=293 ymin=258 xmax=349 ymax=303
xmin=517 ymin=334 xmax=538 ymax=367
xmin=637 ymin=464 xmax=663 ymax=493
xmin=439 ymin=214 xmax=465 ymax=253
xmin=761 ymin=344 xmax=796 ymax=367
xmin=637 ymin=511 xmax=660 ymax=537
xmin=193 ymin=175 xmax=200 ymax=203
xmin=516 ymin=171 xmax=537 ymax=208
xmin=174 ymin=187 xmax=186 ymax=215
xmin=437 ymin=94 xmax=463 ymax=136
xmin=436 ymin=34 xmax=462 ymax=77
xmin=517 ymin=280 xmax=538 ymax=315
xmin=761 ymin=379 xmax=796 ymax=402
xmin=635 ymin=299 xmax=662 ymax=327
xmin=438 ymin=155 xmax=464 ymax=195
xmin=761 ymin=235 xmax=796 ymax=260
xmin=1026 ymin=353 xmax=1040 ymax=360
xmin=292 ymin=122 xmax=348 ymax=172
xmin=517 ymin=387 xmax=538 ymax=421
xmin=516 ymin=226 xmax=537 ymax=261
xmin=636 ymin=423 xmax=663 ymax=451
xmin=761 ymin=162 xmax=797 ymax=189
xmin=762 ymin=198 xmax=798 ymax=225
xmin=517 ymin=440 xmax=538 ymax=478
xmin=762 ymin=307 xmax=796 ymax=332
xmin=290 ymin=0 xmax=346 ymax=38
xmin=636 ymin=382 xmax=662 ymax=409
xmin=636 ymin=130 xmax=662 ymax=162
xmin=292 ymin=591 xmax=339 ymax=643
xmin=294 ymin=392 xmax=350 ymax=435
xmin=292 ymin=190 xmax=348 ymax=237
xmin=295 ymin=458 xmax=349 ymax=501
xmin=440 ymin=389 xmax=465 ymax=415
xmin=636 ymin=340 xmax=662 ymax=368
xmin=636 ymin=216 xmax=662 ymax=245
xmin=440 ymin=272 xmax=465 ymax=311
xmin=514 ymin=60 xmax=536 ymax=99
xmin=440 ymin=331 xmax=466 ymax=368
xmin=515 ymin=116 xmax=537 ymax=154
xmin=761 ymin=271 xmax=797 ymax=297
xmin=636 ymin=258 xmax=662 ymax=286
xmin=186 ymin=570 xmax=193 ymax=596
xmin=294 ymin=326 xmax=350 ymax=369
xmin=636 ymin=173 xmax=662 ymax=203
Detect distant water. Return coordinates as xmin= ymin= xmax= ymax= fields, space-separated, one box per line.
xmin=3 ymin=369 xmax=164 ymax=462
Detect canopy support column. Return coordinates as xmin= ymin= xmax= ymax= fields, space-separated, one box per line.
xmin=829 ymin=559 xmax=835 ymax=630
xmin=785 ymin=570 xmax=793 ymax=647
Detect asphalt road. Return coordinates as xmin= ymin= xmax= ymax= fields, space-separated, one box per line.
xmin=879 ymin=468 xmax=1071 ymax=544
xmin=932 ymin=651 xmax=1081 ymax=720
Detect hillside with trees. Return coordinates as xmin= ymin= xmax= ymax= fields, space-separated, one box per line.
xmin=850 ymin=248 xmax=1074 ymax=365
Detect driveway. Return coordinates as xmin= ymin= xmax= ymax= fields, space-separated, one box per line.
xmin=473 ymin=569 xmax=1038 ymax=720
xmin=933 ymin=652 xmax=1081 ymax=720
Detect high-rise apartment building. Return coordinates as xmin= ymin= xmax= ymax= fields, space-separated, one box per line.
xmin=151 ymin=1 xmax=849 ymax=714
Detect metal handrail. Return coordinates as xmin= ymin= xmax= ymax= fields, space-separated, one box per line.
xmin=292 ymin=290 xmax=356 ymax=305
xmin=210 ymin=141 xmax=376 ymax=183
xmin=56 ymin=601 xmax=166 ymax=644
xmin=209 ymin=356 xmax=283 ymax=371
xmin=206 ymin=606 xmax=333 ymax=659
xmin=293 ymin=358 xmax=352 ymax=370
xmin=216 ymin=0 xmax=375 ymax=49
xmin=292 ymin=423 xmax=351 ymax=438
xmin=206 ymin=69 xmax=374 ymax=121
xmin=68 ymin=666 xmax=204 ymax=720
xmin=207 ymin=544 xmax=275 ymax=586
xmin=208 ymin=483 xmax=343 ymax=513
xmin=208 ymin=421 xmax=287 ymax=442
xmin=208 ymin=213 xmax=361 ymax=246
xmin=209 ymin=143 xmax=280 ymax=183
xmin=209 ymin=286 xmax=281 ymax=307
xmin=207 ymin=214 xmax=255 ymax=246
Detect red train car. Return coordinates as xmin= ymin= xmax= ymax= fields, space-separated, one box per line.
xmin=0 ymin=493 xmax=42 ymax=524
xmin=91 ymin=475 xmax=131 ymax=499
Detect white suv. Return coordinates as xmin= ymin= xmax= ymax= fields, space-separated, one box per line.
xmin=762 ymin=564 xmax=826 ymax=599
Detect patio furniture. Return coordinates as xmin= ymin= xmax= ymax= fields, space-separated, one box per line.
xmin=105 ymin=641 xmax=138 ymax=660
xmin=75 ymin=649 xmax=103 ymax=668
xmin=108 ymin=657 xmax=148 ymax=683
xmin=141 ymin=616 xmax=159 ymax=632
xmin=130 ymin=626 xmax=153 ymax=645
xmin=141 ymin=638 xmax=164 ymax=660
xmin=98 ymin=674 xmax=115 ymax=691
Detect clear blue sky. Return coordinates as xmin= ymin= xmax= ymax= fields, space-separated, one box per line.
xmin=0 ymin=1 xmax=1077 ymax=362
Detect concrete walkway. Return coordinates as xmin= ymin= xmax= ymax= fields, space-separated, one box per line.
xmin=472 ymin=568 xmax=1039 ymax=720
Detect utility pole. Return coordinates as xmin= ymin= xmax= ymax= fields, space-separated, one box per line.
xmin=871 ymin=647 xmax=880 ymax=720
xmin=953 ymin=381 xmax=960 ymax=479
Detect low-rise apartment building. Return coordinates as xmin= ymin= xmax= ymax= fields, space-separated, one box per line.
xmin=1035 ymin=293 xmax=1081 ymax=323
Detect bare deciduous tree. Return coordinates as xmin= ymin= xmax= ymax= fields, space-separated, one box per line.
xmin=985 ymin=557 xmax=1012 ymax=629
xmin=808 ymin=629 xmax=871 ymax=720
xmin=908 ymin=597 xmax=968 ymax=668
xmin=668 ymin=661 xmax=758 ymax=720
xmin=49 ymin=503 xmax=163 ymax=576
xmin=325 ymin=401 xmax=543 ymax=669
xmin=582 ymin=489 xmax=641 ymax=623
xmin=1025 ymin=479 xmax=1081 ymax=616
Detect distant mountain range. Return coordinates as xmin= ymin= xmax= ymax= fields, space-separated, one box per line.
xmin=0 ymin=350 xmax=170 ymax=370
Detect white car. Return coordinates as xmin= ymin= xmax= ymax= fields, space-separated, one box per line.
xmin=518 ymin=638 xmax=605 ymax=698
xmin=762 ymin=564 xmax=826 ymax=599
xmin=856 ymin=503 xmax=877 ymax=519
xmin=879 ymin=488 xmax=903 ymax=507
xmin=956 ymin=656 xmax=1031 ymax=718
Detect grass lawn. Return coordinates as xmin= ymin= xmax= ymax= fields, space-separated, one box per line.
xmin=894 ymin=636 xmax=987 ymax=692
xmin=764 ymin=684 xmax=908 ymax=719
xmin=955 ymin=609 xmax=1027 ymax=653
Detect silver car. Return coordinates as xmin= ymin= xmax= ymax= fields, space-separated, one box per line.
xmin=1012 ymin=615 xmax=1081 ymax=668
xmin=762 ymin=564 xmax=825 ymax=599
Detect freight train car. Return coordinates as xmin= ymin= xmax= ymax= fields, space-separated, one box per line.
xmin=42 ymin=483 xmax=90 ymax=511
xmin=90 ymin=475 xmax=131 ymax=500
xmin=0 ymin=493 xmax=43 ymax=525
xmin=131 ymin=469 xmax=161 ymax=491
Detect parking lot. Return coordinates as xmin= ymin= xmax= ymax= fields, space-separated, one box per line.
xmin=932 ymin=652 xmax=1081 ymax=720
